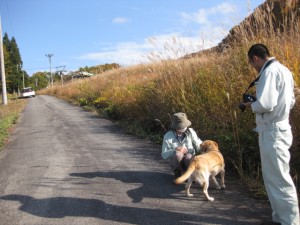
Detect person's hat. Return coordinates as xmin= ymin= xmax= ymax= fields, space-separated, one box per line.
xmin=170 ymin=112 xmax=191 ymax=130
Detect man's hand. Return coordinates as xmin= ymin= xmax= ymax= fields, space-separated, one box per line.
xmin=176 ymin=146 xmax=188 ymax=154
xmin=242 ymin=101 xmax=253 ymax=109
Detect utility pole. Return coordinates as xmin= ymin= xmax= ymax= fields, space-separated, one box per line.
xmin=56 ymin=65 xmax=66 ymax=86
xmin=0 ymin=17 xmax=7 ymax=105
xmin=45 ymin=53 xmax=54 ymax=86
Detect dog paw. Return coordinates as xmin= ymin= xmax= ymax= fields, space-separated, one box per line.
xmin=221 ymin=185 xmax=225 ymax=189
xmin=215 ymin=186 xmax=221 ymax=190
xmin=207 ymin=197 xmax=214 ymax=201
xmin=187 ymin=194 xmax=193 ymax=197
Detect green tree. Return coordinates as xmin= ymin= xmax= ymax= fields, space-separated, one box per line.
xmin=2 ymin=33 xmax=23 ymax=93
xmin=30 ymin=72 xmax=48 ymax=90
xmin=2 ymin=34 xmax=13 ymax=89
xmin=22 ymin=70 xmax=30 ymax=88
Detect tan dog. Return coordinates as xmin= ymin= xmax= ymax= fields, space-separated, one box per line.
xmin=174 ymin=140 xmax=225 ymax=201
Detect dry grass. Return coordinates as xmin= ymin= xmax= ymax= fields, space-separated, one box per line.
xmin=39 ymin=1 xmax=300 ymax=191
xmin=0 ymin=97 xmax=27 ymax=119
xmin=0 ymin=97 xmax=28 ymax=150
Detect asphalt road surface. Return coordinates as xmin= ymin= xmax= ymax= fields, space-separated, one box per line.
xmin=0 ymin=95 xmax=272 ymax=225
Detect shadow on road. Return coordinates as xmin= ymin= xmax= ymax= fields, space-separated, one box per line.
xmin=0 ymin=194 xmax=261 ymax=225
xmin=70 ymin=171 xmax=184 ymax=203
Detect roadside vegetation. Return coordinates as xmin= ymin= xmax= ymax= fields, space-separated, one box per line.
xmin=0 ymin=96 xmax=27 ymax=150
xmin=38 ymin=1 xmax=300 ymax=196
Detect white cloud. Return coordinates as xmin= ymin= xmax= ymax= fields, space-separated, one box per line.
xmin=78 ymin=3 xmax=238 ymax=66
xmin=211 ymin=2 xmax=237 ymax=14
xmin=145 ymin=34 xmax=215 ymax=61
xmin=77 ymin=33 xmax=217 ymax=66
xmin=181 ymin=10 xmax=208 ymax=25
xmin=78 ymin=41 xmax=151 ymax=65
xmin=112 ymin=17 xmax=129 ymax=24
xmin=180 ymin=2 xmax=237 ymax=25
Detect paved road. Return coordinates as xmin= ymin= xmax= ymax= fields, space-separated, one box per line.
xmin=0 ymin=95 xmax=271 ymax=225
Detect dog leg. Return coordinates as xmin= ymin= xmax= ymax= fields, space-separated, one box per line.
xmin=212 ymin=176 xmax=221 ymax=189
xmin=185 ymin=177 xmax=193 ymax=197
xmin=203 ymin=177 xmax=214 ymax=201
xmin=220 ymin=169 xmax=225 ymax=189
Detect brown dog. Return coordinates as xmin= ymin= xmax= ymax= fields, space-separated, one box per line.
xmin=174 ymin=140 xmax=225 ymax=201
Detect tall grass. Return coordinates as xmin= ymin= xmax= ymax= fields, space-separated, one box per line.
xmin=39 ymin=0 xmax=300 ymax=192
xmin=0 ymin=97 xmax=27 ymax=150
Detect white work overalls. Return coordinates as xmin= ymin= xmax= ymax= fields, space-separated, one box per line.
xmin=251 ymin=58 xmax=300 ymax=225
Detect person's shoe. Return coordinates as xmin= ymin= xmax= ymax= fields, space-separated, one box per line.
xmin=259 ymin=220 xmax=281 ymax=225
xmin=173 ymin=165 xmax=184 ymax=179
xmin=173 ymin=168 xmax=182 ymax=179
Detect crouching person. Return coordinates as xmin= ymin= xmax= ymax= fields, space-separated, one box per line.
xmin=161 ymin=112 xmax=202 ymax=179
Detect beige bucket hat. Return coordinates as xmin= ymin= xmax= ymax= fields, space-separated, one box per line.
xmin=170 ymin=112 xmax=191 ymax=130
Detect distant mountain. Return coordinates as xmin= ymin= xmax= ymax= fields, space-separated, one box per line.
xmin=184 ymin=0 xmax=300 ymax=58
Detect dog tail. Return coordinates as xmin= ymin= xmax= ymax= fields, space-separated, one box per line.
xmin=173 ymin=164 xmax=196 ymax=185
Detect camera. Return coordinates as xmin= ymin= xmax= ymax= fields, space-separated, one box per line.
xmin=238 ymin=93 xmax=256 ymax=112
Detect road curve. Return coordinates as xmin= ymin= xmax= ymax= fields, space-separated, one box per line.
xmin=0 ymin=95 xmax=271 ymax=225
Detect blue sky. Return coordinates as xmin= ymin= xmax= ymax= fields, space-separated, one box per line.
xmin=0 ymin=0 xmax=265 ymax=75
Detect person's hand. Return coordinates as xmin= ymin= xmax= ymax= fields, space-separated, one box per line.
xmin=176 ymin=146 xmax=188 ymax=154
xmin=242 ymin=101 xmax=253 ymax=109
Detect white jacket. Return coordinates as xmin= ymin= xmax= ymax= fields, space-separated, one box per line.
xmin=251 ymin=57 xmax=295 ymax=131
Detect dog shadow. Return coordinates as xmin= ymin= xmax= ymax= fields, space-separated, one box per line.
xmin=69 ymin=171 xmax=185 ymax=203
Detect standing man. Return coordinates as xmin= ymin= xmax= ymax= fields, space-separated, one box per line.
xmin=242 ymin=44 xmax=299 ymax=225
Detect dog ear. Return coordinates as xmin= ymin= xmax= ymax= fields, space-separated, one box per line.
xmin=201 ymin=140 xmax=218 ymax=153
xmin=200 ymin=141 xmax=208 ymax=153
xmin=213 ymin=141 xmax=218 ymax=148
xmin=200 ymin=142 xmax=204 ymax=151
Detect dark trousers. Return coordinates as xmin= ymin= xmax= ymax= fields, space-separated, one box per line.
xmin=168 ymin=151 xmax=193 ymax=172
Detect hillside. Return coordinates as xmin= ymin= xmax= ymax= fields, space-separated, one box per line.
xmin=185 ymin=0 xmax=300 ymax=57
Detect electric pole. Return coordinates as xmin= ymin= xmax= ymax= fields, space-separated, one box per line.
xmin=45 ymin=53 xmax=54 ymax=86
xmin=0 ymin=16 xmax=7 ymax=105
xmin=56 ymin=65 xmax=66 ymax=86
